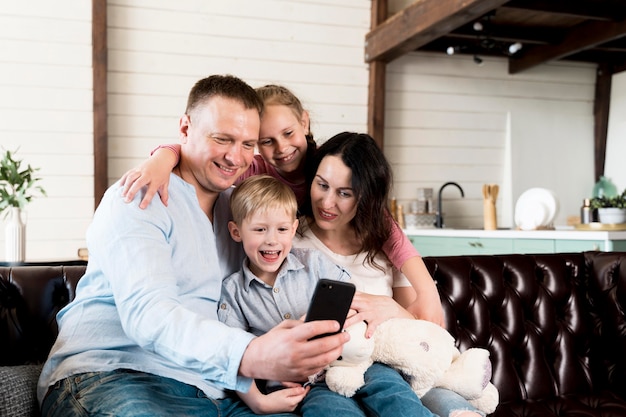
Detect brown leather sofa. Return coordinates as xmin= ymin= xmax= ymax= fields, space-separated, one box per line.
xmin=2 ymin=252 xmax=626 ymax=416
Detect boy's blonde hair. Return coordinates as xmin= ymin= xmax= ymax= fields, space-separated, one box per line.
xmin=230 ymin=175 xmax=298 ymax=224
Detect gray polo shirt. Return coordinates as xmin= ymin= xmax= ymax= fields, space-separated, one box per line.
xmin=218 ymin=248 xmax=350 ymax=336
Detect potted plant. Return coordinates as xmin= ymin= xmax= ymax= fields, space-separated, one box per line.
xmin=589 ymin=189 xmax=626 ymax=224
xmin=0 ymin=148 xmax=46 ymax=261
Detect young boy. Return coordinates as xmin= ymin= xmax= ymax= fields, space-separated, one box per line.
xmin=218 ymin=175 xmax=436 ymax=417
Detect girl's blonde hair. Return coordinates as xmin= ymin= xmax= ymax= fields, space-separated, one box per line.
xmin=255 ymin=84 xmax=317 ymax=161
xmin=230 ymin=175 xmax=298 ymax=224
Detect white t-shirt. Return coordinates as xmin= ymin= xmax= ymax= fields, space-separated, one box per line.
xmin=293 ymin=220 xmax=411 ymax=297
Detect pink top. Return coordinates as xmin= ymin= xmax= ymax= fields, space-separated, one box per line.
xmin=384 ymin=215 xmax=420 ymax=269
xmin=152 ymin=144 xmax=420 ymax=269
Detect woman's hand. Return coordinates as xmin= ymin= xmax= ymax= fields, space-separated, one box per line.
xmin=120 ymin=147 xmax=179 ymax=209
xmin=344 ymin=292 xmax=414 ymax=338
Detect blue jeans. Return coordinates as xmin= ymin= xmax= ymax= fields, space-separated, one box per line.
xmin=41 ymin=369 xmax=296 ymax=417
xmin=300 ymin=362 xmax=435 ymax=417
xmin=421 ymin=387 xmax=486 ymax=417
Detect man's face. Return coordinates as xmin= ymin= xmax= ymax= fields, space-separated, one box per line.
xmin=179 ymin=96 xmax=260 ymax=194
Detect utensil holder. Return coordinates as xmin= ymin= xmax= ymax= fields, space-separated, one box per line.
xmin=483 ymin=200 xmax=497 ymax=230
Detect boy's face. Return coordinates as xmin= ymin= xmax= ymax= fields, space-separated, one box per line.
xmin=228 ymin=207 xmax=298 ymax=283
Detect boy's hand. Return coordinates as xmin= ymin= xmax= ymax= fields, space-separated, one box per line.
xmin=244 ymin=382 xmax=309 ymax=414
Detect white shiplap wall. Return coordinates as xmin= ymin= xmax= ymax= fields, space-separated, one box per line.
xmin=0 ymin=1 xmax=615 ymax=258
xmin=107 ymin=0 xmax=371 ymax=184
xmin=0 ymin=0 xmax=371 ymax=261
xmin=0 ymin=1 xmax=94 ymax=261
xmin=386 ymin=52 xmax=596 ymax=229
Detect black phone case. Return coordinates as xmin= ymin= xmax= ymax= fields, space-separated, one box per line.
xmin=305 ymin=279 xmax=355 ymax=339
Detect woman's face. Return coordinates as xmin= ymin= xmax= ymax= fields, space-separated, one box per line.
xmin=309 ymin=155 xmax=358 ymax=232
xmin=257 ymin=104 xmax=309 ymax=177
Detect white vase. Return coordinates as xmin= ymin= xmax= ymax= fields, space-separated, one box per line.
xmin=5 ymin=207 xmax=26 ymax=262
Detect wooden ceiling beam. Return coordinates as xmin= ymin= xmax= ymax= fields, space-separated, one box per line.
xmin=509 ymin=18 xmax=626 ymax=74
xmin=502 ymin=0 xmax=622 ymax=21
xmin=364 ymin=0 xmax=510 ymax=63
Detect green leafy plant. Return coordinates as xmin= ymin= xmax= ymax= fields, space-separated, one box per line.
xmin=0 ymin=148 xmax=47 ymax=217
xmin=589 ymin=189 xmax=626 ymax=210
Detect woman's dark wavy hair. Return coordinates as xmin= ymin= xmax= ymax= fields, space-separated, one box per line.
xmin=303 ymin=132 xmax=392 ymax=269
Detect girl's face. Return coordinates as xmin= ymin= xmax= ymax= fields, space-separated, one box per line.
xmin=309 ymin=155 xmax=358 ymax=233
xmin=258 ymin=104 xmax=309 ymax=178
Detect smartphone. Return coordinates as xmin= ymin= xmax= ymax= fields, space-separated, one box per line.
xmin=304 ymin=279 xmax=356 ymax=340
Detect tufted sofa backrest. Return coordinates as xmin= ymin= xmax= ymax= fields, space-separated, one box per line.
xmin=0 ymin=265 xmax=86 ymax=366
xmin=2 ymin=252 xmax=626 ymax=410
xmin=423 ymin=251 xmax=626 ymax=405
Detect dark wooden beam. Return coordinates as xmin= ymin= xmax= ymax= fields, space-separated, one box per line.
xmin=93 ymin=0 xmax=107 ymax=209
xmin=509 ymin=18 xmax=626 ymax=74
xmin=612 ymin=61 xmax=626 ymax=73
xmin=368 ymin=0 xmax=387 ymax=149
xmin=368 ymin=62 xmax=386 ymax=149
xmin=594 ymin=63 xmax=612 ymax=182
xmin=365 ymin=0 xmax=509 ymax=63
xmin=502 ymin=0 xmax=622 ymax=21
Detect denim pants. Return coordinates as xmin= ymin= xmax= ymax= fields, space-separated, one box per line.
xmin=421 ymin=387 xmax=485 ymax=417
xmin=300 ymin=362 xmax=435 ymax=417
xmin=40 ymin=369 xmax=296 ymax=417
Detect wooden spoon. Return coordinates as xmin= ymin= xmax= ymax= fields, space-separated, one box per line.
xmin=491 ymin=184 xmax=499 ymax=202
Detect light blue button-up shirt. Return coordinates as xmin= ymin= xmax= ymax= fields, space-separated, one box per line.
xmin=218 ymin=248 xmax=351 ymax=336
xmin=38 ymin=174 xmax=253 ymax=403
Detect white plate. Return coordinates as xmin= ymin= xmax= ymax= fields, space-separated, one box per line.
xmin=514 ymin=188 xmax=559 ymax=230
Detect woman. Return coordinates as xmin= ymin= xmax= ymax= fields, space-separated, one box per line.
xmin=294 ymin=132 xmax=485 ymax=417
xmin=120 ymin=84 xmax=444 ymax=329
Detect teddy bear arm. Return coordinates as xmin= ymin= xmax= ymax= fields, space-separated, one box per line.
xmin=325 ymin=360 xmax=372 ymax=398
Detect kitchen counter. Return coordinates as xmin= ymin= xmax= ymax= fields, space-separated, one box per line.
xmin=403 ymin=227 xmax=626 ymax=240
xmin=403 ymin=227 xmax=626 ymax=256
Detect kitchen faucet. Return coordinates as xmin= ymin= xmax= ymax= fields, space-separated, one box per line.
xmin=436 ymin=182 xmax=465 ymax=228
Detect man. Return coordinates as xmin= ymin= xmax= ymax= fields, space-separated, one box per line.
xmin=38 ymin=75 xmax=348 ymax=417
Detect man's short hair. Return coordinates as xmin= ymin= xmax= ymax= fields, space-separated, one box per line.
xmin=185 ymin=74 xmax=263 ymax=116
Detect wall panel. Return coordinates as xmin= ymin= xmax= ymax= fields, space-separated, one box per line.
xmin=0 ymin=1 xmax=93 ymax=261
xmin=386 ymin=52 xmax=595 ymax=229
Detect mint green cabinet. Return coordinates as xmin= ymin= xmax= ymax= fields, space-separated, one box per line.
xmin=512 ymin=239 xmax=555 ymax=254
xmin=409 ymin=236 xmax=513 ymax=256
xmin=555 ymin=240 xmax=604 ymax=252
xmin=407 ymin=233 xmax=626 ymax=256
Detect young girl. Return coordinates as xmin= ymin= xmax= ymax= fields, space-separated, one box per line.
xmin=119 ymin=84 xmax=444 ymax=329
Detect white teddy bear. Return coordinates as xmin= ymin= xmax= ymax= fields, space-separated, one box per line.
xmin=324 ymin=318 xmax=499 ymax=415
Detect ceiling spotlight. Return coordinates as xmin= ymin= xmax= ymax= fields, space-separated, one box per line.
xmin=473 ymin=21 xmax=483 ymax=32
xmin=508 ymin=42 xmax=523 ymax=54
xmin=473 ymin=55 xmax=483 ymax=65
xmin=446 ymin=46 xmax=457 ymax=55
